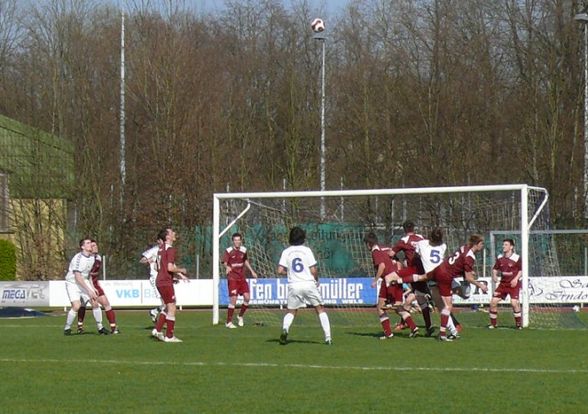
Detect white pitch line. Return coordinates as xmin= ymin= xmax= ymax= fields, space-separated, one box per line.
xmin=0 ymin=358 xmax=586 ymax=375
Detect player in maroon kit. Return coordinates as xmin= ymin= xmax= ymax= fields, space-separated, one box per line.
xmin=223 ymin=233 xmax=258 ymax=328
xmin=488 ymin=239 xmax=523 ymax=329
xmin=388 ymin=233 xmax=488 ymax=340
xmin=384 ymin=221 xmax=433 ymax=337
xmin=152 ymin=227 xmax=189 ymax=342
xmin=76 ymin=240 xmax=118 ymax=334
xmin=363 ymin=232 xmax=404 ymax=339
xmin=431 ymin=234 xmax=488 ymax=341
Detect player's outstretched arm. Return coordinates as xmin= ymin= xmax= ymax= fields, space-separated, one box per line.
xmin=465 ymin=271 xmax=487 ymax=293
xmin=175 ymin=272 xmax=190 ymax=281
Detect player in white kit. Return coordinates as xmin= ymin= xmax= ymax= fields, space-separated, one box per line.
xmin=140 ymin=238 xmax=165 ymax=323
xmin=277 ymin=227 xmax=332 ymax=345
xmin=63 ymin=238 xmax=108 ymax=335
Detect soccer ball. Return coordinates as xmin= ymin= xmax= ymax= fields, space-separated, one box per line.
xmin=311 ymin=18 xmax=325 ymax=33
xmin=573 ymin=305 xmax=580 ymax=313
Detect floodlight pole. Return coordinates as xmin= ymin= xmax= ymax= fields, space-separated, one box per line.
xmin=314 ymin=31 xmax=327 ymax=219
xmin=575 ymin=9 xmax=588 ymax=220
xmin=119 ymin=10 xmax=126 ymax=207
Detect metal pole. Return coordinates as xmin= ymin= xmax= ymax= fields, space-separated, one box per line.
xmin=320 ymin=38 xmax=326 ymax=219
xmin=120 ymin=10 xmax=126 ymax=206
xmin=584 ymin=245 xmax=587 ymax=276
xmin=584 ymin=24 xmax=588 ymax=220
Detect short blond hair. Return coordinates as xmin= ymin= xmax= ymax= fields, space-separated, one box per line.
xmin=468 ymin=234 xmax=484 ymax=246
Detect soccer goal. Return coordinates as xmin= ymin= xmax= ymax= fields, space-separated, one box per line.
xmin=212 ymin=184 xmax=583 ymax=329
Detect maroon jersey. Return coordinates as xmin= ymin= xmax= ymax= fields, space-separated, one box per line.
xmin=223 ymin=246 xmax=248 ymax=281
xmin=438 ymin=244 xmax=477 ymax=278
xmin=493 ymin=253 xmax=522 ymax=284
xmin=90 ymin=255 xmax=102 ymax=284
xmin=391 ymin=233 xmax=425 ymax=268
xmin=156 ymin=244 xmax=177 ymax=287
xmin=370 ymin=244 xmax=396 ymax=277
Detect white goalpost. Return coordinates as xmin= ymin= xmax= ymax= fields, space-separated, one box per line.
xmin=212 ymin=184 xmax=583 ymax=329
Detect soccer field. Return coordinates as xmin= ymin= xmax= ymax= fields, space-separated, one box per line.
xmin=0 ymin=310 xmax=586 ymax=413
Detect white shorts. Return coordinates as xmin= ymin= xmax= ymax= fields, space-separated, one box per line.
xmin=287 ymin=282 xmax=324 ymax=309
xmin=65 ymin=279 xmax=93 ymax=305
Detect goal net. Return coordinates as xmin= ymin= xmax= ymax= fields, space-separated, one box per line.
xmin=212 ymin=185 xmax=585 ymax=330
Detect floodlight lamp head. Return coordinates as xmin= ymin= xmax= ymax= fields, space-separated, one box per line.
xmin=575 ymin=7 xmax=588 ymax=22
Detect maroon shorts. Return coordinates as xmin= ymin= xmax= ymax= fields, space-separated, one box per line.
xmin=91 ymin=279 xmax=105 ymax=297
xmin=494 ymin=283 xmax=521 ymax=300
xmin=228 ymin=278 xmax=250 ymax=296
xmin=431 ymin=267 xmax=454 ymax=297
xmin=157 ymin=285 xmax=176 ymax=304
xmin=378 ymin=281 xmax=403 ymax=303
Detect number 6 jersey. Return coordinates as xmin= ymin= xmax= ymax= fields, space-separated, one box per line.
xmin=278 ymin=245 xmax=317 ymax=284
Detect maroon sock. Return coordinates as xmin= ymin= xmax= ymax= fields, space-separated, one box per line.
xmin=155 ymin=312 xmax=166 ymax=332
xmin=403 ymin=315 xmax=417 ymax=330
xmin=490 ymin=310 xmax=498 ymax=327
xmin=166 ymin=317 xmax=175 ymax=338
xmin=380 ymin=315 xmax=392 ymax=336
xmin=239 ymin=304 xmax=249 ymax=317
xmin=227 ymin=306 xmax=235 ymax=324
xmin=514 ymin=312 xmax=522 ymax=327
xmin=77 ymin=306 xmax=86 ymax=324
xmin=105 ymin=309 xmax=116 ymax=325
xmin=440 ymin=313 xmax=449 ymax=336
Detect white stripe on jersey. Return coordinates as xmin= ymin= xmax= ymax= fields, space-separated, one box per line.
xmin=226 ymin=246 xmax=247 ymax=254
xmin=415 ymin=240 xmax=447 ymax=273
xmin=497 ymin=253 xmax=520 ymax=262
xmin=65 ymin=252 xmax=95 ymax=282
xmin=279 ymin=245 xmax=317 ymax=284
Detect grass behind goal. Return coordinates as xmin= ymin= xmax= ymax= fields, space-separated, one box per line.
xmin=0 ymin=310 xmax=587 ymax=413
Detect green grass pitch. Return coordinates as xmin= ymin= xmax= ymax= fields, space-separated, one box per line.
xmin=0 ymin=309 xmax=586 ymax=413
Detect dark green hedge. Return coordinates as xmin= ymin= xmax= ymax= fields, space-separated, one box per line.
xmin=0 ymin=239 xmax=16 ymax=281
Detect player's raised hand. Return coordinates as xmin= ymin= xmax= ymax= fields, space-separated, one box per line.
xmin=176 ymin=272 xmax=190 ymax=282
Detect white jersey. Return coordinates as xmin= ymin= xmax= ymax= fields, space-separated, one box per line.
xmin=279 ymin=245 xmax=317 ymax=284
xmin=415 ymin=240 xmax=447 ymax=273
xmin=65 ymin=252 xmax=95 ymax=283
xmin=142 ymin=245 xmax=160 ymax=278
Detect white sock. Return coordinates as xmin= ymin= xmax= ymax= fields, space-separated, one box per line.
xmin=92 ymin=307 xmax=103 ymax=330
xmin=319 ymin=312 xmax=331 ymax=340
xmin=447 ymin=317 xmax=456 ymax=334
xmin=283 ymin=313 xmax=295 ymax=332
xmin=65 ymin=309 xmax=77 ymax=329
